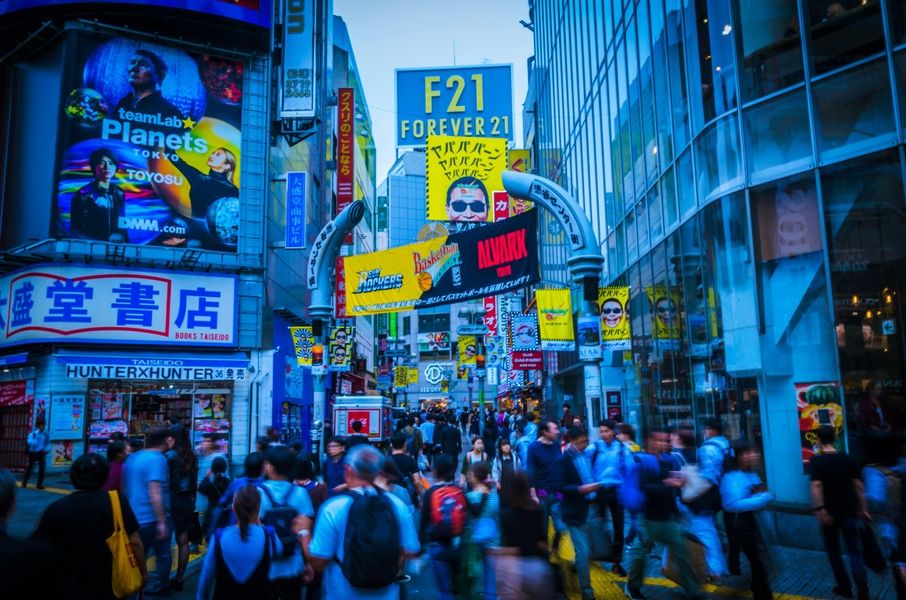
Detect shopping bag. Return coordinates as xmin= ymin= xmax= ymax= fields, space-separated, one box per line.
xmin=680 ymin=464 xmax=712 ymax=504
xmin=663 ymin=532 xmax=709 ymax=586
xmin=105 ymin=491 xmax=144 ymax=598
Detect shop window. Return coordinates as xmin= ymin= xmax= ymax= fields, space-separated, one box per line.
xmin=694 ymin=113 xmax=742 ymax=202
xmin=738 ymin=0 xmax=804 ymax=100
xmin=806 ymin=0 xmax=885 ymax=75
xmin=743 ymin=88 xmax=812 ymax=182
xmin=683 ymin=0 xmax=738 ymax=131
xmin=821 ymin=151 xmax=906 ymax=446
xmin=677 ymin=148 xmax=697 ymax=217
xmin=814 ymin=59 xmax=895 ymax=161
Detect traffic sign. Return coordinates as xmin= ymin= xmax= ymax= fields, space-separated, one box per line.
xmin=457 ymin=324 xmax=489 ymax=336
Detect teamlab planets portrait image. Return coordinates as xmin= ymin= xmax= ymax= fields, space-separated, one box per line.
xmin=63 ymin=88 xmax=109 ymax=125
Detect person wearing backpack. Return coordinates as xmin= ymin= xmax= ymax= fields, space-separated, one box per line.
xmin=590 ymin=419 xmax=630 ymax=577
xmin=695 ymin=419 xmax=731 ymax=578
xmin=420 ymin=454 xmax=468 ymax=600
xmin=258 ymin=445 xmax=315 ymax=600
xmin=388 ymin=433 xmax=424 ymax=507
xmin=207 ymin=452 xmax=265 ymax=539
xmin=306 ymin=444 xmax=419 ymax=599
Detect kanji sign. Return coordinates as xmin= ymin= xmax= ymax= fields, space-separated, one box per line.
xmin=285 ymin=172 xmax=307 ymax=249
xmin=0 ymin=266 xmax=237 ymax=348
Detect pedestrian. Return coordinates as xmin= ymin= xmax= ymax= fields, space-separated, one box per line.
xmin=671 ymin=429 xmax=698 ymax=466
xmin=103 ymin=439 xmax=127 ymax=492
xmin=591 ymin=419 xmax=629 ymax=576
xmin=322 ymin=438 xmax=347 ymax=496
xmin=0 ymin=469 xmax=53 ymax=599
xmin=198 ymin=456 xmax=231 ymax=538
xmin=463 ymin=462 xmax=499 ymax=600
xmin=294 ymin=455 xmax=327 ymax=515
xmin=559 ymin=403 xmax=575 ymax=428
xmin=207 ymin=451 xmax=265 ymax=537
xmin=196 ymin=484 xmax=283 ymax=598
xmin=166 ymin=424 xmax=198 ymax=591
xmin=421 ymin=454 xmax=468 ymax=600
xmin=555 ymin=426 xmax=602 ymax=600
xmin=258 ymin=445 xmax=316 ymax=600
xmin=721 ymin=447 xmax=773 ymax=600
xmin=526 ymin=419 xmax=565 ymax=551
xmin=124 ymin=426 xmax=173 ymax=596
xmin=810 ymin=425 xmax=872 ymax=599
xmin=256 ymin=435 xmax=274 ymax=454
xmin=496 ymin=471 xmax=555 ymax=600
xmin=21 ymin=418 xmax=49 ymax=489
xmin=196 ymin=434 xmax=229 ymax=531
xmin=513 ymin=419 xmax=534 ymax=465
xmin=346 ymin=420 xmax=370 ymax=447
xmin=483 ymin=412 xmax=498 ymax=462
xmin=624 ymin=431 xmax=704 ymax=600
xmin=698 ymin=419 xmax=732 ymax=577
xmin=491 ymin=437 xmax=520 ymax=492
xmin=388 ymin=432 xmax=424 ymax=506
xmin=461 ymin=437 xmax=488 ymax=485
xmin=420 ymin=413 xmax=436 ymax=464
xmin=438 ymin=415 xmax=463 ymax=463
xmin=307 ymin=444 xmax=420 ymax=599
xmin=37 ymin=453 xmax=147 ymax=599
xmin=617 ymin=423 xmax=641 ymax=452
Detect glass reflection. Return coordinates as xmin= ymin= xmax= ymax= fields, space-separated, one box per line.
xmin=694 ymin=114 xmax=742 ymax=201
xmin=738 ymin=0 xmax=804 ymax=99
xmin=807 ymin=0 xmax=885 ymax=74
xmin=743 ymin=89 xmax=812 ymax=181
xmin=684 ymin=0 xmax=738 ymax=130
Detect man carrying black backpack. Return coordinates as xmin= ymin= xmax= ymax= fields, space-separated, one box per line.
xmin=419 ymin=454 xmax=467 ymax=599
xmin=306 ymin=444 xmax=419 ymax=599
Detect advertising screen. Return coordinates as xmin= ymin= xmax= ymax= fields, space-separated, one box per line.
xmin=0 ymin=0 xmax=271 ymax=27
xmin=53 ymin=35 xmax=244 ymax=252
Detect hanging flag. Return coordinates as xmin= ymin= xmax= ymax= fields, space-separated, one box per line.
xmin=536 ymin=289 xmax=574 ymax=351
xmin=328 ymin=319 xmax=354 ymax=371
xmin=598 ymin=286 xmax=631 ymax=351
xmin=458 ymin=335 xmax=478 ymax=366
xmin=289 ymin=326 xmax=314 ymax=366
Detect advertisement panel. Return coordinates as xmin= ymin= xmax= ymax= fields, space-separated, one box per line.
xmin=507 ymin=149 xmax=534 ymax=216
xmin=289 ymin=325 xmax=314 ymax=366
xmin=536 ymin=289 xmax=574 ymax=351
xmin=458 ymin=335 xmax=478 ymax=366
xmin=425 ymin=135 xmax=507 ymax=223
xmin=396 ymin=64 xmax=513 ymax=146
xmin=280 ymin=0 xmax=316 ymax=118
xmin=646 ymin=287 xmax=682 ymax=345
xmin=598 ymin=286 xmax=631 ymax=351
xmin=0 ymin=265 xmax=237 ymax=347
xmin=796 ymin=381 xmax=844 ymax=467
xmin=511 ymin=314 xmax=540 ymax=351
xmin=0 ymin=0 xmax=271 ymax=27
xmin=285 ymin=172 xmax=307 ymax=249
xmin=418 ymin=332 xmax=450 ymax=353
xmin=577 ymin=315 xmax=602 ymax=361
xmin=342 ymin=209 xmax=539 ymax=315
xmin=54 ymin=35 xmax=244 ymax=251
xmin=483 ymin=296 xmax=498 ymax=336
xmin=336 ymin=88 xmax=355 ymax=214
xmin=328 ymin=319 xmax=353 ymax=372
xmin=49 ymin=395 xmax=85 ymax=440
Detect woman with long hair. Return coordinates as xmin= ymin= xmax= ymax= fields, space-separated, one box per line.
xmin=491 ymin=437 xmax=520 ymax=494
xmin=166 ymin=425 xmax=198 ymax=591
xmin=196 ymin=484 xmax=281 ymax=598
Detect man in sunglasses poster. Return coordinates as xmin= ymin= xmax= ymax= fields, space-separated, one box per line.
xmin=445 ymin=176 xmax=490 ymax=222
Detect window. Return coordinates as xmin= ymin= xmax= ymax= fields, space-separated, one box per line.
xmin=743 ymin=88 xmax=812 ymax=182
xmin=626 ymin=207 xmax=639 ymax=263
xmin=651 ymin=0 xmax=675 ymax=171
xmin=666 ymin=0 xmax=692 ymax=150
xmin=677 ymin=148 xmax=697 ymax=217
xmin=662 ymin=167 xmax=679 ymax=227
xmin=807 ymin=0 xmax=884 ymax=75
xmin=738 ymin=0 xmax=804 ymax=100
xmin=637 ymin=198 xmax=650 ymax=252
xmin=694 ymin=113 xmax=742 ymax=201
xmin=403 ymin=316 xmax=411 ymax=336
xmin=638 ymin=0 xmax=659 ymax=185
xmin=649 ymin=186 xmax=664 ymax=241
xmin=683 ymin=0 xmax=738 ymax=131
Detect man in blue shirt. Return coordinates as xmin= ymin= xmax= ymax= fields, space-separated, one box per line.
xmin=526 ymin=419 xmax=565 ymax=548
xmin=306 ymin=444 xmax=419 ymax=599
xmin=22 ymin=419 xmax=49 ymax=489
xmin=419 ymin=414 xmax=436 ymax=456
xmin=124 ymin=427 xmax=172 ymax=596
xmin=590 ymin=419 xmax=630 ymax=576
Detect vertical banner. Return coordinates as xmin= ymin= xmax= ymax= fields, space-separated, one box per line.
xmin=334 ymin=256 xmax=347 ymax=318
xmin=394 ymin=365 xmax=408 ymax=390
xmin=577 ymin=315 xmax=602 ymax=361
xmin=425 ymin=135 xmax=507 ymax=223
xmin=280 ymin=0 xmax=315 ymax=118
xmin=598 ymin=286 xmax=631 ymax=350
xmin=646 ymin=286 xmax=682 ymax=346
xmin=407 ymin=367 xmax=419 ymax=385
xmin=492 ymin=191 xmax=510 ymax=222
xmin=289 ymin=325 xmax=314 ymax=366
xmin=336 ymin=87 xmax=355 ymax=214
xmin=328 ymin=319 xmax=353 ymax=371
xmin=483 ymin=297 xmax=498 ymax=336
xmin=285 ymin=171 xmax=307 ymax=249
xmin=458 ymin=335 xmax=478 ymax=366
xmin=796 ymin=381 xmax=844 ymax=468
xmin=536 ymin=289 xmax=575 ymax=351
xmin=507 ymin=149 xmax=534 ymax=216
xmin=511 ymin=313 xmax=543 ymax=370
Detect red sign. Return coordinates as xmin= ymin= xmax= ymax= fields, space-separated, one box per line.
xmin=0 ymin=380 xmax=28 ymax=406
xmin=337 ymin=87 xmax=355 ymax=240
xmin=493 ymin=190 xmax=509 ymax=222
xmin=483 ymin=297 xmax=498 ymax=336
xmin=511 ymin=351 xmax=543 ymax=370
xmin=334 ymin=256 xmax=347 ymax=318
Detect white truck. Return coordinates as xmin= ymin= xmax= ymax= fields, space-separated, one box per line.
xmin=332 ymin=395 xmax=394 ymax=443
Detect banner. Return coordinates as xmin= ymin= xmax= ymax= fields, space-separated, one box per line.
xmin=797 ymin=381 xmax=844 ymax=467
xmin=285 ymin=172 xmax=307 ymax=249
xmin=508 ymin=149 xmax=534 ymax=216
xmin=336 ymin=88 xmax=355 ymax=216
xmin=328 ymin=320 xmax=353 ymax=372
xmin=577 ymin=315 xmax=602 ymax=361
xmin=289 ymin=325 xmax=314 ymax=366
xmin=394 ymin=366 xmax=408 ymax=389
xmin=280 ymin=0 xmax=315 ymax=118
xmin=426 ymin=135 xmax=507 ymax=223
xmin=0 ymin=265 xmax=237 ymax=348
xmin=54 ymin=35 xmax=244 ymax=251
xmin=407 ymin=367 xmax=419 ymax=385
xmin=483 ymin=297 xmax=498 ymax=336
xmin=458 ymin=335 xmax=478 ymax=367
xmin=342 ymin=209 xmax=539 ymax=315
xmin=511 ymin=314 xmax=540 ymax=351
xmin=536 ymin=289 xmax=574 ymax=351
xmin=646 ymin=287 xmax=682 ymax=342
xmin=598 ymin=286 xmax=631 ymax=351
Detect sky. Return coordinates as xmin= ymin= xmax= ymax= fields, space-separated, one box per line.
xmin=333 ymin=0 xmax=534 ymax=180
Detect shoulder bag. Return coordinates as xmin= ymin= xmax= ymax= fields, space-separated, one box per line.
xmin=106 ymin=491 xmax=144 ymax=599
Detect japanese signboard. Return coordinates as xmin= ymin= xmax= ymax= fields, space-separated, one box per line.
xmin=54 ymin=34 xmax=244 ymax=251
xmin=0 ymin=380 xmax=32 ymax=406
xmin=598 ymin=286 xmax=631 ymax=351
xmin=337 ymin=88 xmax=355 ymax=215
xmin=341 ymin=209 xmax=539 ymax=315
xmin=577 ymin=315 xmax=602 ymax=361
xmin=60 ymin=355 xmax=249 ymax=381
xmin=328 ymin=319 xmax=353 ymax=372
xmin=396 ymin=64 xmax=513 ymax=146
xmin=285 ymin=172 xmax=307 ymax=249
xmin=0 ymin=265 xmax=237 ymax=348
xmin=483 ymin=297 xmax=498 ymax=336
xmin=536 ymin=289 xmax=574 ymax=351
xmin=280 ymin=0 xmax=315 ymax=118
xmin=49 ymin=395 xmax=85 ymax=440
xmin=289 ymin=325 xmax=314 ymax=366
xmin=507 ymin=149 xmax=533 ymax=216
xmin=511 ymin=314 xmax=540 ymax=351
xmin=425 ymin=135 xmax=507 ymax=223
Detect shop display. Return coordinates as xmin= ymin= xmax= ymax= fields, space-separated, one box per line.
xmin=52 ymin=441 xmax=77 ymax=467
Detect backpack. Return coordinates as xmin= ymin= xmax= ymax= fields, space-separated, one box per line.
xmin=428 ymin=483 xmax=467 ymax=539
xmin=259 ymin=485 xmax=301 ymax=559
xmin=619 ymin=453 xmax=660 ymax=512
xmin=340 ymin=490 xmax=402 ymax=589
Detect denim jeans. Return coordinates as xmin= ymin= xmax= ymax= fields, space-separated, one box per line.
xmin=822 ymin=517 xmax=867 ymax=593
xmin=480 ymin=548 xmax=497 ymax=600
xmin=568 ymin=509 xmax=604 ymax=599
xmin=427 ymin=541 xmax=459 ymax=600
xmin=139 ymin=520 xmax=173 ymax=592
xmin=539 ymin=493 xmax=565 ymax=538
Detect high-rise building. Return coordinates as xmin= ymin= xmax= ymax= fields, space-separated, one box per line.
xmin=527 ymin=0 xmax=906 ymax=546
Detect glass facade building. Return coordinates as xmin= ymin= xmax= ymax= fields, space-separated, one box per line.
xmin=529 ymin=0 xmax=906 ymax=530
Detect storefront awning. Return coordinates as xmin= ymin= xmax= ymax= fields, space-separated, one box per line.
xmin=55 ymin=350 xmax=250 ymax=381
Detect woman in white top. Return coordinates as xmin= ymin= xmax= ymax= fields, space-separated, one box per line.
xmin=460 ymin=437 xmax=488 ymax=485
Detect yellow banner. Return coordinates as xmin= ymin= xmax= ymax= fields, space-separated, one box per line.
xmin=458 ymin=335 xmax=478 ymax=366
xmin=407 ymin=367 xmax=419 ymax=385
xmin=426 ymin=135 xmax=507 ymax=222
xmin=536 ymin=289 xmax=574 ymax=351
xmin=394 ymin=366 xmax=408 ymax=388
xmin=646 ymin=286 xmax=682 ymax=340
xmin=597 ymin=287 xmax=631 ymax=350
xmin=507 ymin=149 xmax=534 ymax=217
xmin=289 ymin=326 xmax=314 ymax=366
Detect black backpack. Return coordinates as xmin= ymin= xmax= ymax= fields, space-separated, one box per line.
xmin=259 ymin=485 xmax=300 ymax=559
xmin=339 ymin=489 xmax=402 ymax=589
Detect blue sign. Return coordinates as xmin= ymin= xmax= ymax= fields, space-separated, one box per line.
xmin=0 ymin=353 xmax=28 ymax=367
xmin=285 ymin=172 xmax=307 ymax=249
xmin=396 ymin=65 xmax=513 ymax=146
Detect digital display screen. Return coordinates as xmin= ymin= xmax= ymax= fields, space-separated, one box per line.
xmin=0 ymin=0 xmax=271 ymax=27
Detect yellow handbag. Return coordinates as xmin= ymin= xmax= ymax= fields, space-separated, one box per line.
xmin=106 ymin=490 xmax=144 ymax=598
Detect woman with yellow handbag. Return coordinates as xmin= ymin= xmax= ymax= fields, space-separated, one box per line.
xmin=35 ymin=453 xmax=148 ymax=599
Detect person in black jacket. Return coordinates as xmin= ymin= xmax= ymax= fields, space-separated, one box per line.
xmin=70 ymin=148 xmax=128 ymax=242
xmin=554 ymin=427 xmax=602 ymax=600
xmin=172 ymin=148 xmax=238 ymax=219
xmin=438 ymin=416 xmax=463 ymax=462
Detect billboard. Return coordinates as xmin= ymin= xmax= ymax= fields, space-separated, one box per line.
xmin=0 ymin=0 xmax=271 ymax=27
xmin=536 ymin=289 xmax=574 ymax=351
xmin=328 ymin=319 xmax=353 ymax=372
xmin=285 ymin=172 xmax=307 ymax=249
xmin=336 ymin=88 xmax=355 ymax=214
xmin=280 ymin=0 xmax=316 ymax=118
xmin=396 ymin=64 xmax=513 ymax=146
xmin=0 ymin=265 xmax=237 ymax=348
xmin=342 ymin=209 xmax=539 ymax=315
xmin=598 ymin=286 xmax=631 ymax=351
xmin=289 ymin=325 xmax=314 ymax=366
xmin=53 ymin=35 xmax=244 ymax=252
xmin=426 ymin=135 xmax=507 ymax=223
